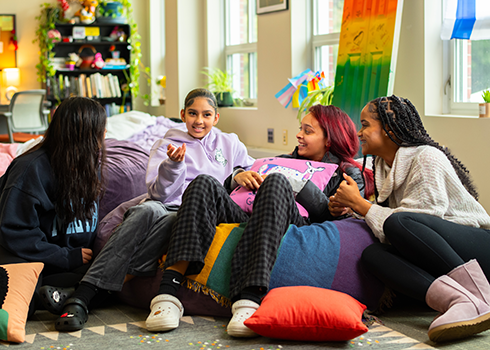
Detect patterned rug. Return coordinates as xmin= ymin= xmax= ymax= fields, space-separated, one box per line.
xmin=2 ymin=305 xmax=436 ymax=350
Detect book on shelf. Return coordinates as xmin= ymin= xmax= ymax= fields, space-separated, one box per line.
xmin=104 ymin=103 xmax=131 ymax=117
xmin=47 ymin=72 xmax=124 ymax=100
xmin=86 ymin=76 xmax=93 ymax=98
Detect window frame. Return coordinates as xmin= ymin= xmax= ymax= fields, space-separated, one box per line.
xmin=445 ymin=39 xmax=481 ymax=116
xmin=224 ymin=0 xmax=258 ymax=104
xmin=311 ymin=0 xmax=342 ymax=84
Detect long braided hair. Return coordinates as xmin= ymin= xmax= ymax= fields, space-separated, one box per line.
xmin=369 ymin=95 xmax=478 ymax=200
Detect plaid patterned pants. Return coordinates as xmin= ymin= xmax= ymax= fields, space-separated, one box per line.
xmin=165 ymin=173 xmax=308 ymax=300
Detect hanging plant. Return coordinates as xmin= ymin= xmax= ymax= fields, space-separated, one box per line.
xmin=98 ymin=0 xmax=152 ymax=105
xmin=34 ymin=0 xmax=152 ymax=105
xmin=33 ymin=3 xmax=60 ymax=83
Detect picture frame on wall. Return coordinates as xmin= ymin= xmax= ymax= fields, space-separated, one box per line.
xmin=0 ymin=14 xmax=17 ymax=70
xmin=256 ymin=0 xmax=288 ymax=15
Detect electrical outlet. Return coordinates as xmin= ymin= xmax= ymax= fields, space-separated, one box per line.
xmin=282 ymin=130 xmax=288 ymax=145
xmin=267 ymin=128 xmax=274 ymax=143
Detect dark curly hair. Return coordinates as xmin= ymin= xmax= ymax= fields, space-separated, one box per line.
xmin=369 ymin=95 xmax=478 ymax=200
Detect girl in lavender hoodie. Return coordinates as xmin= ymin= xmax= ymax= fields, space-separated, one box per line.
xmin=52 ymin=88 xmax=254 ymax=331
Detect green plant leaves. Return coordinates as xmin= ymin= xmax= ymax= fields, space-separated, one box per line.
xmin=482 ymin=90 xmax=490 ymax=103
xmin=201 ymin=67 xmax=235 ymax=94
xmin=296 ymin=85 xmax=334 ymax=123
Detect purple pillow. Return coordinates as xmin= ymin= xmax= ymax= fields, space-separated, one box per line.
xmin=230 ymin=157 xmax=338 ymax=217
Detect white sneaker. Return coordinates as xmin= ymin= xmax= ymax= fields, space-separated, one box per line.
xmin=227 ymin=300 xmax=260 ymax=338
xmin=146 ymin=294 xmax=184 ymax=332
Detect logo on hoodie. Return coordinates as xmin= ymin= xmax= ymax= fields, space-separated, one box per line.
xmin=215 ymin=149 xmax=228 ymax=167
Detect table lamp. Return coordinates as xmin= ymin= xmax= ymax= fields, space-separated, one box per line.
xmin=2 ymin=68 xmax=20 ymax=102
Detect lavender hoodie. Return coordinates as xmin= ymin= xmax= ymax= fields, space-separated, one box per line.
xmin=146 ymin=128 xmax=254 ymax=206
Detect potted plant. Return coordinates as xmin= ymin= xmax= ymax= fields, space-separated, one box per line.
xmin=296 ymin=85 xmax=334 ymax=123
xmin=480 ymin=89 xmax=490 ymax=118
xmin=97 ymin=0 xmax=126 ymax=23
xmin=201 ymin=67 xmax=235 ymax=107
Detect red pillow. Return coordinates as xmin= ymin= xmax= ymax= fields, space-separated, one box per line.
xmin=244 ymin=286 xmax=368 ymax=341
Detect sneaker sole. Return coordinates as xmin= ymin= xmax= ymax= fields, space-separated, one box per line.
xmin=227 ymin=324 xmax=258 ymax=338
xmin=146 ymin=318 xmax=179 ymax=332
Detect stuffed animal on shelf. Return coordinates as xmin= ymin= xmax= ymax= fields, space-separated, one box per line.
xmin=92 ymin=52 xmax=105 ymax=69
xmin=74 ymin=0 xmax=98 ymax=24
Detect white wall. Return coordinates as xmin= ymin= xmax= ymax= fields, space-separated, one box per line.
xmin=8 ymin=0 xmax=490 ymax=211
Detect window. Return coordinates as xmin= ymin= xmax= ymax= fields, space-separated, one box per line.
xmin=441 ymin=0 xmax=490 ymax=115
xmin=149 ymin=0 xmax=165 ymax=107
xmin=451 ymin=39 xmax=490 ymax=105
xmin=312 ymin=0 xmax=344 ymax=86
xmin=225 ymin=0 xmax=257 ymax=101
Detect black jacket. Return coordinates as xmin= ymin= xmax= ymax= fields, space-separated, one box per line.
xmin=0 ymin=148 xmax=97 ymax=271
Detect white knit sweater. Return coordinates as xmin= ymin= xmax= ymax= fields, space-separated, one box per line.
xmin=365 ymin=145 xmax=490 ymax=243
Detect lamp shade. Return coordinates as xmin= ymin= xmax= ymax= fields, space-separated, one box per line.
xmin=2 ymin=68 xmax=20 ymax=87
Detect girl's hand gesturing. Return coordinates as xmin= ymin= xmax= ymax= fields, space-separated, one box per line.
xmin=328 ymin=196 xmax=350 ymax=217
xmin=167 ymin=143 xmax=186 ymax=162
xmin=334 ymin=173 xmax=361 ymax=207
xmin=234 ymin=171 xmax=265 ymax=190
xmin=333 ymin=173 xmax=372 ymax=216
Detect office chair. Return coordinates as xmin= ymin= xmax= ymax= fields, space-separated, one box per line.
xmin=0 ymin=89 xmax=50 ymax=143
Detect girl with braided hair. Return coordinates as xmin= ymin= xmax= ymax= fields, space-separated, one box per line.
xmin=330 ymin=95 xmax=490 ymax=343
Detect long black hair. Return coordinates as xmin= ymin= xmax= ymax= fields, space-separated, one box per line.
xmin=26 ymin=97 xmax=107 ymax=223
xmin=369 ymin=95 xmax=478 ymax=200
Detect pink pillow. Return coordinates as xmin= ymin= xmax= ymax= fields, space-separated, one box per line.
xmin=244 ymin=286 xmax=368 ymax=341
xmin=230 ymin=158 xmax=338 ymax=217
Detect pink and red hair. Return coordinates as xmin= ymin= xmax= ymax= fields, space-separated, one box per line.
xmin=308 ymin=104 xmax=374 ymax=199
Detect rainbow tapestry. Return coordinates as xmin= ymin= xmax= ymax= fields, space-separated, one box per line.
xmin=332 ymin=0 xmax=403 ymax=132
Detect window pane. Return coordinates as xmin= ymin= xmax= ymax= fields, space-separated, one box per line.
xmin=228 ymin=52 xmax=257 ymax=99
xmin=227 ymin=0 xmax=251 ymax=45
xmin=315 ymin=0 xmax=344 ymax=35
xmin=316 ymin=44 xmax=338 ymax=86
xmin=251 ymin=0 xmax=257 ymax=43
xmin=455 ymin=39 xmax=490 ymax=103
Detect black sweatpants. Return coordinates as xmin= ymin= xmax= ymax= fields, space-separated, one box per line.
xmin=362 ymin=212 xmax=490 ymax=302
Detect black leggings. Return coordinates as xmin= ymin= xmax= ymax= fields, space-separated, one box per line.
xmin=361 ymin=212 xmax=490 ymax=302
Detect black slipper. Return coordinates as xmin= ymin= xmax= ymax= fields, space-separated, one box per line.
xmin=55 ymin=297 xmax=89 ymax=332
xmin=39 ymin=285 xmax=75 ymax=315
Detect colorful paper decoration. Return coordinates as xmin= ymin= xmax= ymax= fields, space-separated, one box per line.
xmin=275 ymin=69 xmax=328 ymax=109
